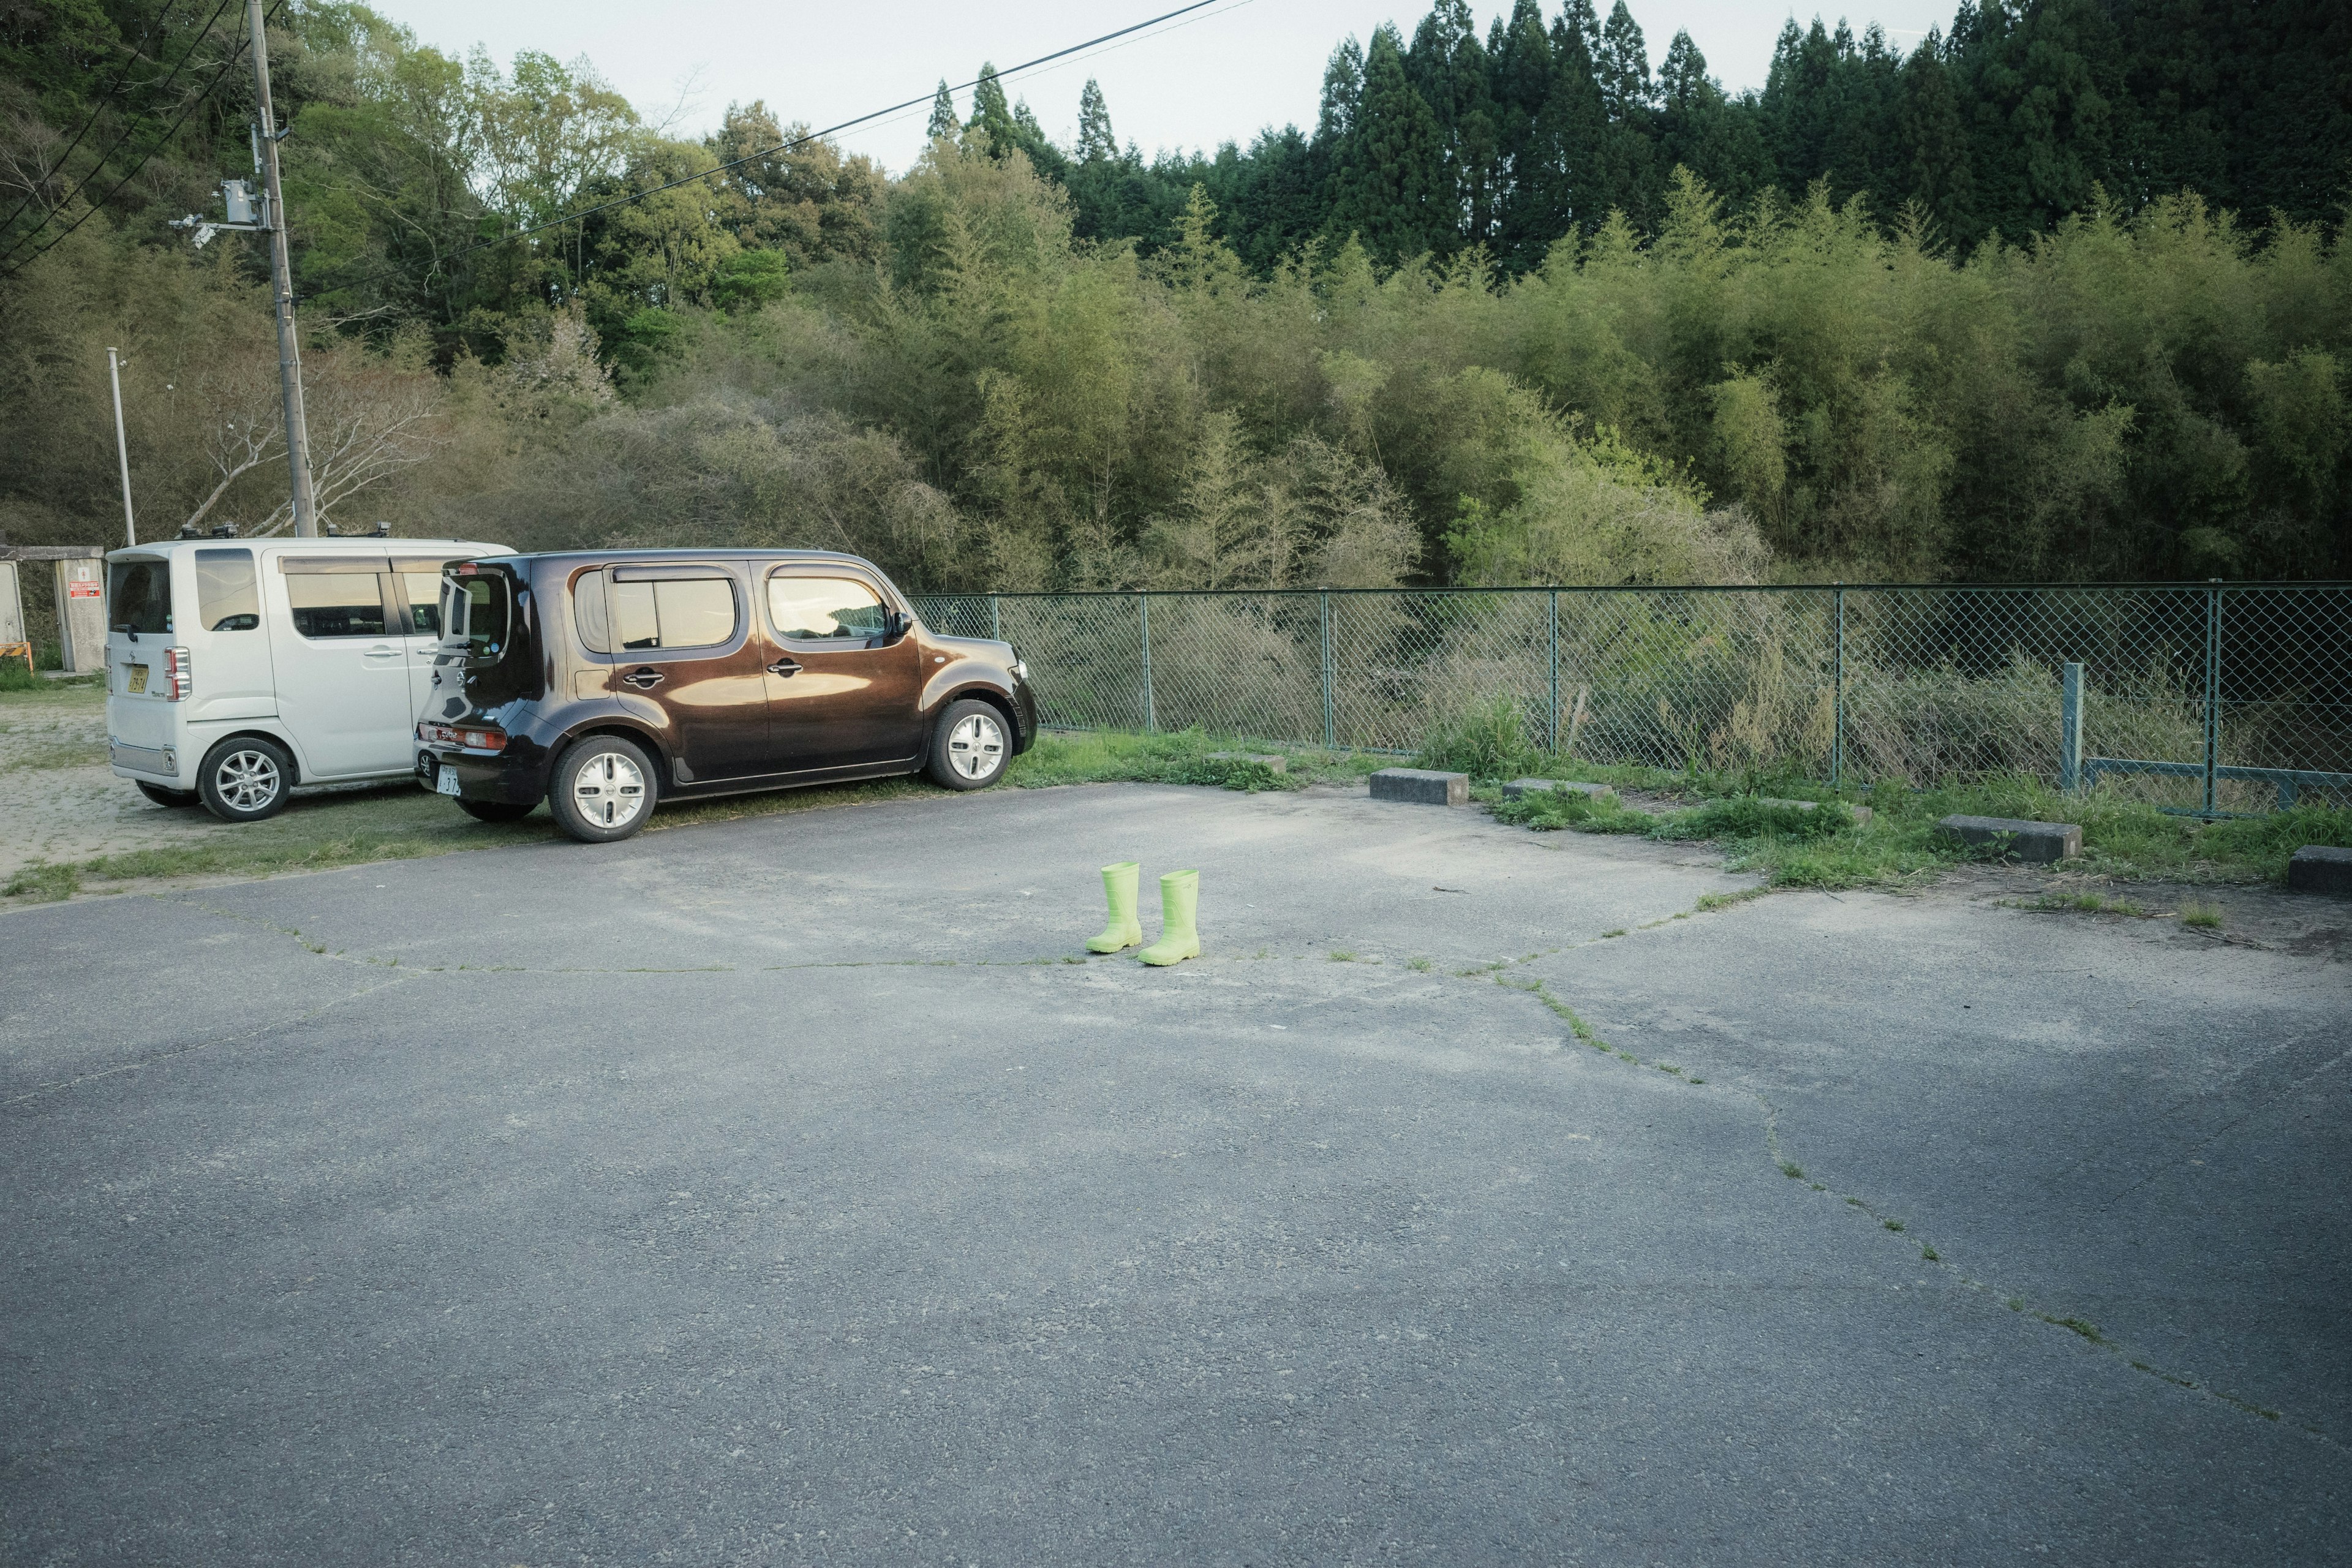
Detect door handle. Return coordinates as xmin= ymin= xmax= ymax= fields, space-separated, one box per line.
xmin=766 ymin=658 xmax=802 ymax=677
xmin=622 ymin=667 xmax=665 ymax=690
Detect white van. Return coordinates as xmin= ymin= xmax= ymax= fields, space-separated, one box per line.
xmin=104 ymin=533 xmax=511 ymax=820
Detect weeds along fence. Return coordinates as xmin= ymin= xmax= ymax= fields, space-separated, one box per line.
xmin=908 ymin=584 xmax=2352 ymax=817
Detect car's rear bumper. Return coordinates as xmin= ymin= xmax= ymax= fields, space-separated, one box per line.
xmin=416 ymin=743 xmax=549 ymax=805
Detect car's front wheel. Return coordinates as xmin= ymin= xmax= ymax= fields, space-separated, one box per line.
xmin=197 ymin=736 xmax=293 ymax=823
xmin=550 ymin=735 xmax=657 ymax=843
xmin=926 ymin=698 xmax=1011 ymax=791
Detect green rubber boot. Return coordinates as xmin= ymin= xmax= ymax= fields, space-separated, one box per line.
xmin=1087 ymin=862 xmax=1144 ymax=953
xmin=1138 ymin=869 xmax=1201 ymax=967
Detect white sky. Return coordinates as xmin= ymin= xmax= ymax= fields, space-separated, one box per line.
xmin=366 ymin=0 xmax=1959 ymax=173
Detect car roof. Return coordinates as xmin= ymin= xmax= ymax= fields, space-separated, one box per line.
xmin=504 ymin=548 xmax=876 ymax=565
xmin=108 ymin=537 xmax=511 ymax=559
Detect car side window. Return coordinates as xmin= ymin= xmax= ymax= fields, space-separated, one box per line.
xmin=195 ymin=549 xmax=259 ymax=631
xmin=397 ymin=565 xmax=458 ymax=636
xmin=285 ymin=571 xmax=391 ymax=639
xmin=613 ymin=577 xmax=736 ymax=651
xmin=768 ymin=576 xmax=887 ymax=642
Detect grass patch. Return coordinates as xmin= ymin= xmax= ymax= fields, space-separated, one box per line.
xmin=2180 ymin=900 xmax=2223 ymax=929
xmin=0 ymin=737 xmax=107 ymax=772
xmin=1327 ymin=949 xmax=1357 ymax=962
xmin=2011 ymin=891 xmax=2150 ymax=917
xmin=1008 ymin=728 xmax=1376 ymax=791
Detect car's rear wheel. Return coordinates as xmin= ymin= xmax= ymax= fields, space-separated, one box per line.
xmin=550 ymin=736 xmax=657 ymax=843
xmin=137 ymin=781 xmax=199 ymax=808
xmin=457 ymin=798 xmax=537 ymax=824
xmin=926 ymin=699 xmax=1011 ymax=791
xmin=198 ymin=736 xmax=293 ymax=823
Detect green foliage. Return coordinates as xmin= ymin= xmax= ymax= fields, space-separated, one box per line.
xmin=2 ymin=1 xmax=2349 ymax=589
xmin=1415 ymin=692 xmax=1544 ymax=780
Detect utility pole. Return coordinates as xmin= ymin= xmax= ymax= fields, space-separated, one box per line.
xmin=247 ymin=0 xmax=317 ymax=537
xmin=107 ymin=347 xmax=136 ymax=546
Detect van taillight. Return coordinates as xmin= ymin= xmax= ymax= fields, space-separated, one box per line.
xmin=163 ymin=647 xmax=192 ymax=702
xmin=418 ymin=722 xmax=507 ymax=752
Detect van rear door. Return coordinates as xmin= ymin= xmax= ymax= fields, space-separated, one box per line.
xmin=269 ymin=554 xmax=412 ymax=777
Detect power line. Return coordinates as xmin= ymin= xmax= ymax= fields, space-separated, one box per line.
xmin=0 ymin=0 xmax=193 ymax=243
xmin=0 ymin=0 xmax=273 ymax=278
xmin=296 ymin=0 xmax=1229 ymax=302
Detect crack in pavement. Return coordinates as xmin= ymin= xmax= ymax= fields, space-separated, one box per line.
xmin=1 ymin=971 xmax=424 ymax=1108
xmin=1480 ymin=963 xmax=2335 ymax=1446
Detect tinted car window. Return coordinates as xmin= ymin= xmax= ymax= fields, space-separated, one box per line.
xmin=196 ymin=549 xmax=259 ymax=631
xmin=286 ymin=571 xmax=390 ymax=638
xmin=573 ymin=568 xmax=609 ymax=654
xmin=769 ymin=576 xmax=887 ymax=641
xmin=451 ymin=575 xmax=510 ymax=660
xmin=614 ymin=578 xmax=735 ymax=650
xmin=108 ymin=559 xmax=171 ymax=635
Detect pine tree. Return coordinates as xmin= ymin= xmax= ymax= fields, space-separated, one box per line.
xmin=1595 ymin=0 xmax=1653 ymax=120
xmin=1656 ymin=31 xmax=1770 ymax=211
xmin=1488 ymin=0 xmax=1555 ymax=270
xmin=1897 ymin=29 xmax=1973 ymax=243
xmin=1406 ymin=0 xmax=1498 ymax=251
xmin=967 ymin=63 xmax=1017 ymax=157
xmin=926 ymin=80 xmax=959 ymax=142
xmin=1077 ymin=79 xmax=1116 ymax=164
xmin=1524 ymin=0 xmax=1610 ymax=243
xmin=1326 ymin=24 xmax=1447 ymax=265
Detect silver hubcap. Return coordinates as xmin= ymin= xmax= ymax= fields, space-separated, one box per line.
xmin=948 ymin=712 xmax=1006 ymax=780
xmin=214 ymin=748 xmax=282 ymax=811
xmin=573 ymin=750 xmax=647 ymax=828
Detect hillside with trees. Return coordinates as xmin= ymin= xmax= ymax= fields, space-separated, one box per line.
xmin=1 ymin=0 xmax=2348 ymax=590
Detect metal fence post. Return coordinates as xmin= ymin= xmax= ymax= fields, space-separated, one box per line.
xmin=2203 ymin=581 xmax=2222 ymax=816
xmin=1319 ymin=590 xmax=1335 ymax=750
xmin=2060 ymin=661 xmax=2084 ymax=793
xmin=1547 ymin=590 xmax=1561 ymax=750
xmin=1830 ymin=585 xmax=1845 ymax=790
xmin=989 ymin=594 xmax=1001 ymax=641
xmin=1139 ymin=591 xmax=1155 ymax=733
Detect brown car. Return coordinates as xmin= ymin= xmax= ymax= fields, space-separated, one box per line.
xmin=413 ymin=549 xmax=1037 ymax=842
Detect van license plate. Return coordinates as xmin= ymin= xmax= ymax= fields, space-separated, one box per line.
xmin=436 ymin=766 xmax=462 ymax=796
xmin=126 ymin=664 xmax=147 ymax=694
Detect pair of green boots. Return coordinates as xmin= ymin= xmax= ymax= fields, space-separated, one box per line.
xmin=1087 ymin=862 xmax=1200 ymax=966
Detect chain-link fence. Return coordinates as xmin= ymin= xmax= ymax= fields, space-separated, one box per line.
xmin=912 ymin=584 xmax=2352 ymax=816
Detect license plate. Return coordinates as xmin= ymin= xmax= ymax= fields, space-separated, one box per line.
xmin=126 ymin=663 xmax=147 ymax=694
xmin=435 ymin=766 xmax=462 ymax=796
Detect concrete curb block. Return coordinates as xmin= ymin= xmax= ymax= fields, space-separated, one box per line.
xmin=1502 ymin=778 xmax=1614 ymax=801
xmin=1937 ymin=813 xmax=2082 ymax=864
xmin=1371 ymin=768 xmax=1468 ymax=806
xmin=1206 ymin=752 xmax=1286 ymax=774
xmin=1759 ymin=796 xmax=1874 ymax=826
xmin=2287 ymin=845 xmax=2352 ymax=895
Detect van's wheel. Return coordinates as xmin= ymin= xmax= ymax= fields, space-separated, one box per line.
xmin=458 ymin=799 xmax=537 ymax=824
xmin=137 ymin=782 xmax=200 ymax=807
xmin=550 ymin=736 xmax=657 ymax=843
xmin=926 ymin=699 xmax=1011 ymax=790
xmin=197 ymin=736 xmax=293 ymax=823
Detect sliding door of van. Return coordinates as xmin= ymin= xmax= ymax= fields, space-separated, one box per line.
xmin=269 ymin=555 xmax=413 ymax=778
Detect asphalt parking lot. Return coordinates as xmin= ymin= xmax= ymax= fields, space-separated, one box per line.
xmin=4 ymin=782 xmax=2350 ymax=1566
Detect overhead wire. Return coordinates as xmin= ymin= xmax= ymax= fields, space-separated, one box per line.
xmin=293 ymin=0 xmax=1233 ymax=302
xmin=0 ymin=0 xmax=241 ymax=268
xmin=0 ymin=0 xmax=194 ymax=243
xmin=0 ymin=0 xmax=281 ymax=279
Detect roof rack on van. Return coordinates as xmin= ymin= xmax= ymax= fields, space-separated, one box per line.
xmin=211 ymin=524 xmax=238 ymax=538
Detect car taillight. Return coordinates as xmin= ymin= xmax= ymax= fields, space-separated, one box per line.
xmin=163 ymin=647 xmax=192 ymax=701
xmin=418 ymin=722 xmax=507 ymax=752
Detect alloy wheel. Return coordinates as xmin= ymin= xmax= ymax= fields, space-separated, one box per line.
xmin=213 ymin=748 xmax=282 ymax=812
xmin=573 ymin=751 xmax=647 ymax=829
xmin=947 ymin=711 xmax=1006 ymax=780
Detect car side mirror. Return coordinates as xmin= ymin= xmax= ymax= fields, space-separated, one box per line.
xmin=886 ymin=609 xmax=913 ymax=643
